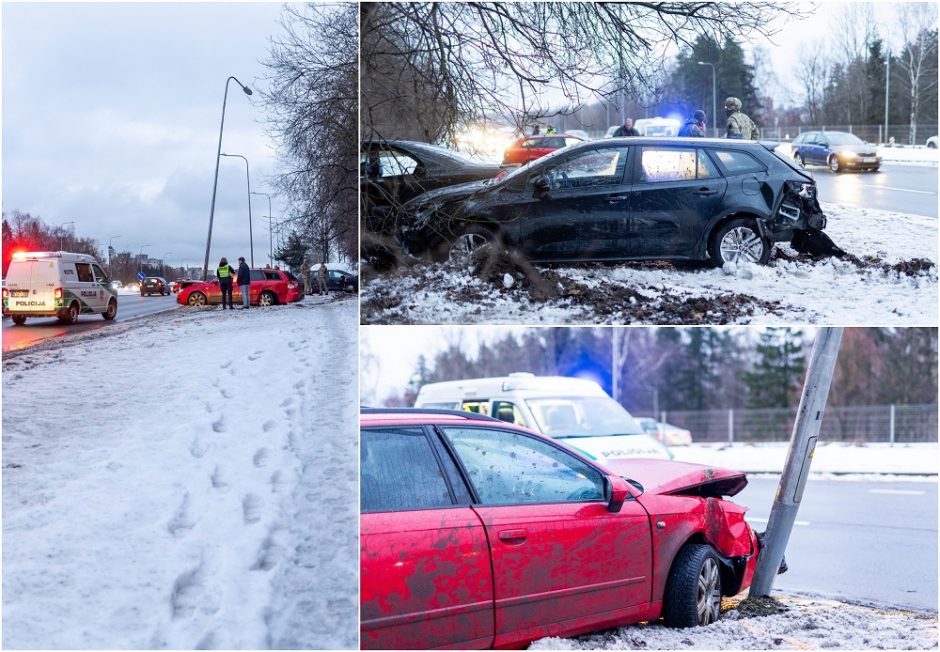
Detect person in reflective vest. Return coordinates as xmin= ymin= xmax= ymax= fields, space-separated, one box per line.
xmin=217 ymin=257 xmax=235 ymax=310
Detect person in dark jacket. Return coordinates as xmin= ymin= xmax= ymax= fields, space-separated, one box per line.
xmin=678 ymin=110 xmax=707 ymax=137
xmin=236 ymin=256 xmax=251 ymax=309
xmin=612 ymin=118 xmax=640 ymax=137
xmin=217 ymin=257 xmax=235 ymax=310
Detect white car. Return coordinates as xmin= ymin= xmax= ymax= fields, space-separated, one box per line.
xmin=637 ymin=417 xmax=693 ymax=446
xmin=927 ymin=136 xmax=938 ymax=149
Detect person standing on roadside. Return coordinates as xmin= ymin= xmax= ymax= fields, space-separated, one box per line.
xmin=318 ymin=262 xmax=328 ymax=296
xmin=724 ymin=97 xmax=759 ymax=139
xmin=217 ymin=257 xmax=235 ymax=310
xmin=612 ymin=118 xmax=640 ymax=137
xmin=237 ymin=256 xmax=251 ymax=309
xmin=678 ymin=110 xmax=707 ymax=137
xmin=302 ymin=255 xmax=314 ymax=295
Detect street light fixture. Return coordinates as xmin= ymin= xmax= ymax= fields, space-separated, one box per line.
xmin=202 ymin=76 xmax=253 ymax=281
xmin=251 ymin=191 xmax=273 ymax=267
xmin=220 ymin=153 xmax=254 ymax=267
xmin=108 ymin=235 xmax=121 ymax=278
xmin=697 ymin=61 xmax=718 ymax=138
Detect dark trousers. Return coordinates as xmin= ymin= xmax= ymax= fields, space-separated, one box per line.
xmin=220 ymin=282 xmax=234 ymax=308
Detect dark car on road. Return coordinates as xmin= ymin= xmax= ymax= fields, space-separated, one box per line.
xmin=398 ymin=137 xmax=831 ymax=267
xmin=791 ymin=131 xmax=881 ymax=172
xmin=361 ymin=408 xmax=768 ymax=649
xmin=325 ymin=269 xmax=358 ymax=293
xmin=140 ymin=276 xmax=170 ymax=296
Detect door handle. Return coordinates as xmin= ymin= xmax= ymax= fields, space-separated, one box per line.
xmin=694 ymin=188 xmax=718 ymax=196
xmin=498 ymin=529 xmax=528 ymax=545
xmin=607 ymin=193 xmax=630 ymax=203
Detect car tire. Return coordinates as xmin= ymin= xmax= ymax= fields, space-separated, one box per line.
xmin=662 ymin=543 xmax=723 ymax=628
xmin=793 ymin=151 xmax=805 ymax=166
xmin=709 ymin=218 xmax=771 ymax=266
xmin=11 ymin=315 xmax=26 ymax=326
xmin=448 ymin=226 xmax=500 ymax=264
xmin=102 ymin=299 xmax=117 ymax=321
xmin=259 ymin=291 xmax=277 ymax=307
xmin=828 ymin=155 xmax=841 ymax=173
xmin=59 ymin=302 xmax=80 ymax=325
xmin=188 ymin=292 xmax=207 ymax=307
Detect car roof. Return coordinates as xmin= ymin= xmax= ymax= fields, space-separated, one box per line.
xmin=361 ymin=407 xmax=506 ymax=426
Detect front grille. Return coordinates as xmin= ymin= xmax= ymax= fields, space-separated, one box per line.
xmin=778 ymin=202 xmax=801 ymax=221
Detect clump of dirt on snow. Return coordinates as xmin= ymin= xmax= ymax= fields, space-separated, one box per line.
xmin=724 ymin=595 xmax=791 ymax=618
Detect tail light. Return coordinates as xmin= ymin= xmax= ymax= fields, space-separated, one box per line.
xmin=2 ymin=288 xmax=8 ymax=300
xmin=54 ymin=288 xmax=63 ymax=299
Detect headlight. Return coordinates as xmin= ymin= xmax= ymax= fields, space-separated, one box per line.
xmin=841 ymin=150 xmax=857 ymax=158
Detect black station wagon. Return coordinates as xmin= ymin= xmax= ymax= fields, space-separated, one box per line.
xmin=397 ymin=137 xmax=831 ymax=267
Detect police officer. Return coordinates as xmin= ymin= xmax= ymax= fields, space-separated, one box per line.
xmin=678 ymin=110 xmax=707 ymax=137
xmin=724 ymin=97 xmax=759 ymax=140
xmin=217 ymin=257 xmax=235 ymax=310
xmin=318 ymin=263 xmax=328 ymax=295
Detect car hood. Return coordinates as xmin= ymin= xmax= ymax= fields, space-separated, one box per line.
xmin=602 ymin=458 xmax=748 ymax=497
xmin=833 ymin=143 xmax=878 ymax=155
xmin=403 ymin=179 xmax=492 ymax=210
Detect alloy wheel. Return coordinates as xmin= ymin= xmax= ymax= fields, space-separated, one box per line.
xmin=719 ymin=227 xmax=765 ymax=264
xmin=448 ymin=232 xmax=491 ymax=263
xmin=696 ymin=558 xmax=721 ymax=626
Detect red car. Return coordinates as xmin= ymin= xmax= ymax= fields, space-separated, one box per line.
xmin=176 ymin=268 xmax=303 ymax=307
xmin=502 ymin=134 xmax=584 ymax=165
xmin=361 ymin=408 xmax=767 ymax=650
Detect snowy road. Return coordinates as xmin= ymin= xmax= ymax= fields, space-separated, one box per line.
xmin=2 ymin=296 xmax=358 ymax=649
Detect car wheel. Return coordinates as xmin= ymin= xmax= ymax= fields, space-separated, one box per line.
xmin=259 ymin=291 xmax=277 ymax=307
xmin=59 ymin=302 xmax=80 ymax=325
xmin=448 ymin=227 xmax=499 ymax=264
xmin=102 ymin=299 xmax=117 ymax=321
xmin=11 ymin=315 xmax=26 ymax=326
xmin=828 ymin=155 xmax=841 ymax=173
xmin=188 ymin=292 xmax=207 ymax=307
xmin=793 ymin=151 xmax=805 ymax=166
xmin=662 ymin=543 xmax=723 ymax=628
xmin=710 ymin=218 xmax=770 ymax=266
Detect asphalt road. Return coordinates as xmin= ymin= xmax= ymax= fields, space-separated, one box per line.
xmin=807 ymin=163 xmax=938 ymax=218
xmin=737 ymin=477 xmax=938 ymax=611
xmin=2 ymin=293 xmax=180 ymax=353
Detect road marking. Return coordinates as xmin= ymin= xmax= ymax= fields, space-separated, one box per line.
xmin=868 ymin=489 xmax=925 ymax=495
xmin=748 ymin=517 xmax=810 ymax=526
xmin=858 ymin=184 xmax=936 ymax=195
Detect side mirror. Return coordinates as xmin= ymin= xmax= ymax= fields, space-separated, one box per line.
xmin=604 ymin=475 xmax=632 ymax=513
xmin=532 ymin=175 xmax=550 ymax=194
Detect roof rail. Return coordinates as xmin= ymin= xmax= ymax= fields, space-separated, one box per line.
xmin=360 ymin=407 xmax=502 ymax=423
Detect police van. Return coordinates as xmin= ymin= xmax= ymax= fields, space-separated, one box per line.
xmin=414 ymin=372 xmax=672 ymax=461
xmin=3 ymin=251 xmax=118 ymax=325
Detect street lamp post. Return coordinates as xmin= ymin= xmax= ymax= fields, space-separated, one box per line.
xmin=251 ymin=191 xmax=273 ymax=267
xmin=202 ymin=76 xmax=253 ymax=281
xmin=59 ymin=221 xmax=75 ymax=251
xmin=697 ymin=61 xmax=717 ymax=137
xmin=221 ymin=153 xmax=254 ymax=267
xmin=162 ymin=251 xmax=173 ymax=279
xmin=108 ymin=235 xmax=121 ymax=278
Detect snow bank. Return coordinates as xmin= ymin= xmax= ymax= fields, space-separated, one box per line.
xmin=530 ymin=594 xmax=938 ymax=650
xmin=361 ymin=204 xmax=936 ymax=325
xmin=672 ymin=442 xmax=938 ymax=476
xmin=2 ymin=296 xmax=358 ymax=649
xmin=877 ymin=146 xmax=938 ymax=166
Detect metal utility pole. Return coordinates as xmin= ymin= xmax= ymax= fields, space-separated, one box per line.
xmin=59 ymin=221 xmax=75 ymax=251
xmin=251 ymin=191 xmax=273 ymax=267
xmin=749 ymin=327 xmax=844 ymax=597
xmin=612 ymin=331 xmax=620 ymax=403
xmin=884 ymin=49 xmax=890 ymax=145
xmin=221 ymin=153 xmax=254 ymax=267
xmin=108 ymin=235 xmax=121 ymax=278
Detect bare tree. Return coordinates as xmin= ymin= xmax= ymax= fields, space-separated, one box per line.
xmin=262 ymin=3 xmax=358 ymax=263
xmin=896 ymin=4 xmax=938 ymax=144
xmin=795 ymin=44 xmax=830 ymax=125
xmin=361 ymin=2 xmax=809 ymax=144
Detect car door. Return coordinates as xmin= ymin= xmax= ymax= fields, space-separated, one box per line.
xmin=91 ymin=264 xmax=111 ymax=310
xmin=629 ymin=146 xmax=727 ymax=258
xmin=439 ymin=425 xmax=652 ymax=648
xmin=497 ymin=146 xmax=631 ymax=261
xmin=360 ymin=425 xmax=495 ymax=650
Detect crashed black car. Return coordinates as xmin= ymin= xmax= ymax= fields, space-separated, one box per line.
xmin=398 ymin=137 xmax=836 ymax=267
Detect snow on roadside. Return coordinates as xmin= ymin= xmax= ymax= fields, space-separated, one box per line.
xmin=529 ymin=594 xmax=938 ymax=650
xmin=2 ymin=296 xmax=358 ymax=649
xmin=361 ymin=204 xmax=936 ymax=325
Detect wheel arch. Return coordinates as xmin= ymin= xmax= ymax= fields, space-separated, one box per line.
xmin=661 ymin=532 xmax=747 ymax=600
xmin=700 ymin=211 xmax=770 ymax=256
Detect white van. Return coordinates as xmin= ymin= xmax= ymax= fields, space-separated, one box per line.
xmin=3 ymin=251 xmax=118 ymax=325
xmin=415 ymin=372 xmax=672 ymax=461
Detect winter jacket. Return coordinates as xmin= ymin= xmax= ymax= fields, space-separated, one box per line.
xmin=217 ymin=265 xmax=235 ymax=287
xmin=237 ymin=262 xmax=251 ymax=286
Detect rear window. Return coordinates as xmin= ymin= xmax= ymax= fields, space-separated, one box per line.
xmin=249 ymin=269 xmax=266 ymax=281
xmin=361 ymin=427 xmax=453 ymax=512
xmin=710 ymin=149 xmax=766 ymax=174
xmin=639 ymin=147 xmax=717 ymax=182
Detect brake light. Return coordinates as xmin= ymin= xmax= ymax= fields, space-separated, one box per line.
xmin=2 ymin=288 xmax=7 ymax=300
xmin=54 ymin=288 xmax=63 ymax=299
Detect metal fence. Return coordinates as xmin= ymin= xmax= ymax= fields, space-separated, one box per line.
xmin=760 ymin=124 xmax=938 ymax=147
xmin=652 ymin=404 xmax=937 ymax=444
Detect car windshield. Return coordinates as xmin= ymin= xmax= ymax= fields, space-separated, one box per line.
xmin=399 ymin=141 xmax=484 ymax=167
xmin=824 ymin=132 xmax=866 ymax=146
xmin=498 ymin=144 xmax=576 ymax=185
xmin=525 ymin=396 xmax=644 ymax=438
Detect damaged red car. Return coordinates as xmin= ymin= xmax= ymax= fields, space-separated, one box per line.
xmin=360 ymin=408 xmax=769 ymax=649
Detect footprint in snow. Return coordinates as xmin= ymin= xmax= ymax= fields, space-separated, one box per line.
xmin=281 ymin=396 xmax=294 ymax=408
xmin=250 ymin=533 xmax=284 ymax=571
xmin=167 ymin=493 xmax=195 ymax=537
xmin=253 ymin=448 xmax=270 ymax=467
xmin=242 ymin=494 xmax=263 ymax=524
xmin=220 ymin=361 xmax=232 ymax=369
xmin=210 ymin=465 xmax=228 ymax=490
xmin=247 ymin=350 xmax=263 ymax=361
xmin=211 ymin=416 xmax=225 ymax=433
xmin=195 ymin=632 xmax=217 ymax=650
xmin=190 ymin=438 xmax=208 ymax=459
xmin=219 ymin=387 xmax=232 ymax=399
xmin=262 ymin=420 xmax=276 ymax=433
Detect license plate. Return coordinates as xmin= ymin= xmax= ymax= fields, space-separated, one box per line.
xmin=860 ymin=157 xmax=875 ymax=163
xmin=10 ymin=290 xmax=28 ymax=297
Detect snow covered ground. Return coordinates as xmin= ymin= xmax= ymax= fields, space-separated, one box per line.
xmin=672 ymin=441 xmax=938 ymax=476
xmin=361 ymin=203 xmax=937 ymax=325
xmin=530 ymin=594 xmax=938 ymax=650
xmin=2 ymin=296 xmax=358 ymax=649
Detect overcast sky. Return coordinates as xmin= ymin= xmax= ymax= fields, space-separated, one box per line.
xmin=3 ymin=2 xmax=287 ymax=269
